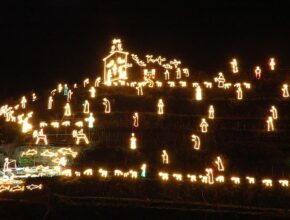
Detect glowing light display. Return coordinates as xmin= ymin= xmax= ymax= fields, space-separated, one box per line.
xmin=85 ymin=113 xmax=95 ymax=128
xmin=141 ymin=164 xmax=146 ymax=177
xmin=262 ymin=179 xmax=273 ymax=187
xmin=133 ymin=112 xmax=139 ymax=127
xmin=214 ymin=72 xmax=226 ymax=88
xmin=269 ymin=58 xmax=276 ymax=70
xmin=72 ymin=129 xmax=89 ymax=145
xmin=195 ymin=85 xmax=202 ymax=101
xmin=48 ymin=96 xmax=53 ymax=110
xmin=191 ymin=134 xmax=200 ymax=150
xmin=208 ymin=105 xmax=214 ymax=119
xmin=64 ymin=103 xmax=72 ymax=116
xmin=246 ymin=176 xmax=255 ymax=184
xmin=230 ymin=58 xmax=239 ymax=73
xmin=255 ymin=66 xmax=262 ymax=79
xmin=200 ymin=118 xmax=209 ymax=133
xmin=21 ymin=96 xmax=27 ymax=109
xmin=83 ymin=78 xmax=89 ymax=88
xmin=103 ymin=98 xmax=111 ymax=113
xmin=89 ymin=86 xmax=96 ymax=98
xmin=83 ymin=169 xmax=93 ymax=176
xmin=231 ymin=177 xmax=240 ymax=185
xmin=172 ymin=173 xmax=182 ymax=181
xmin=159 ymin=172 xmax=169 ymax=181
xmin=33 ymin=129 xmax=48 ymax=145
xmin=162 ymin=150 xmax=169 ymax=164
xmin=270 ymin=106 xmax=278 ymax=120
xmin=67 ymin=89 xmax=73 ymax=102
xmin=282 ymin=84 xmax=289 ymax=98
xmin=130 ymin=133 xmax=137 ymax=150
xmin=279 ymin=180 xmax=289 ymax=187
xmin=266 ymin=116 xmax=274 ymax=132
xmin=215 ymin=156 xmax=224 ymax=171
xmin=157 ymin=99 xmax=164 ymax=115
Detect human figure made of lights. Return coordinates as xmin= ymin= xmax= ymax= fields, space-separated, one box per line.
xmin=103 ymin=98 xmax=111 ymax=113
xmin=130 ymin=133 xmax=137 ymax=150
xmin=255 ymin=66 xmax=262 ymax=79
xmin=133 ymin=112 xmax=139 ymax=127
xmin=270 ymin=106 xmax=278 ymax=120
xmin=3 ymin=158 xmax=17 ymax=179
xmin=157 ymin=99 xmax=164 ymax=115
xmin=48 ymin=96 xmax=53 ymax=110
xmin=266 ymin=116 xmax=274 ymax=131
xmin=162 ymin=150 xmax=169 ymax=164
xmin=200 ymin=118 xmax=209 ymax=133
xmin=214 ymin=72 xmax=225 ymax=88
xmin=83 ymin=100 xmax=90 ymax=114
xmin=85 ymin=113 xmax=95 ymax=128
xmin=208 ymin=105 xmax=214 ymax=119
xmin=282 ymin=84 xmax=289 ymax=98
xmin=191 ymin=134 xmax=201 ymax=150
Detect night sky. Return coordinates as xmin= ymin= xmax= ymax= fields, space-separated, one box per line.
xmin=0 ymin=1 xmax=290 ymax=99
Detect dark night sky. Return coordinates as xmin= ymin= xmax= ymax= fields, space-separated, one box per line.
xmin=0 ymin=1 xmax=290 ymax=99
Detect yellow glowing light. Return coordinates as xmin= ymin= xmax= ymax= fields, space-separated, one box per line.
xmin=64 ymin=103 xmax=72 ymax=116
xmin=89 ymin=86 xmax=96 ymax=98
xmin=243 ymin=82 xmax=251 ymax=89
xmin=98 ymin=168 xmax=108 ymax=178
xmin=279 ymin=180 xmax=289 ymax=187
xmin=131 ymin=54 xmax=146 ymax=66
xmin=262 ymin=179 xmax=273 ymax=187
xmin=20 ymin=96 xmax=27 ymax=109
xmin=10 ymin=185 xmax=25 ymax=192
xmin=21 ymin=149 xmax=38 ymax=157
xmin=208 ymin=105 xmax=214 ymax=119
xmin=215 ymin=175 xmax=225 ymax=183
xmin=158 ymin=172 xmax=169 ymax=181
xmin=26 ymin=184 xmax=42 ymax=191
xmin=83 ymin=78 xmax=89 ymax=87
xmin=205 ymin=168 xmax=214 ymax=184
xmin=157 ymin=99 xmax=164 ymax=115
xmin=72 ymin=129 xmax=89 ymax=145
xmin=83 ymin=100 xmax=90 ymax=114
xmin=176 ymin=68 xmax=181 ymax=79
xmin=230 ymin=58 xmax=239 ymax=73
xmin=183 ymin=68 xmax=190 ymax=77
xmin=48 ymin=96 xmax=53 ymax=110
xmin=270 ymin=106 xmax=278 ymax=120
xmin=269 ymin=58 xmax=276 ymax=70
xmin=156 ymin=81 xmax=163 ymax=87
xmin=133 ymin=112 xmax=139 ymax=127
xmin=74 ymin=83 xmax=78 ymax=88
xmin=231 ymin=177 xmax=240 ymax=185
xmin=136 ymin=85 xmax=143 ymax=96
xmin=58 ymin=84 xmax=63 ymax=93
xmin=195 ymin=85 xmax=202 ymax=101
xmin=22 ymin=115 xmax=33 ymax=133
xmin=179 ymin=81 xmax=187 ymax=87
xmin=164 ymin=70 xmax=170 ymax=80
xmin=141 ymin=164 xmax=146 ymax=177
xmin=130 ymin=133 xmax=137 ymax=150
xmin=41 ymin=150 xmax=57 ymax=158
xmin=236 ymin=87 xmax=243 ymax=100
xmin=114 ymin=170 xmax=124 ymax=177
xmin=75 ymin=171 xmax=81 ymax=177
xmin=32 ymin=93 xmax=37 ymax=102
xmin=51 ymin=121 xmax=60 ymax=128
xmin=281 ymin=84 xmax=289 ymax=98
xmin=95 ymin=77 xmax=101 ymax=87
xmin=162 ymin=150 xmax=169 ymax=164
xmin=191 ymin=134 xmax=200 ymax=150
xmin=67 ymin=89 xmax=73 ymax=102
xmin=214 ymin=72 xmax=226 ymax=88
xmin=255 ymin=66 xmax=262 ymax=79
xmin=85 ymin=113 xmax=95 ymax=128
xmin=61 ymin=121 xmax=70 ymax=127
xmin=200 ymin=118 xmax=209 ymax=133
xmin=203 ymin=81 xmax=212 ymax=88
xmin=61 ymin=169 xmax=72 ymax=177
xmin=58 ymin=148 xmax=78 ymax=158
xmin=103 ymin=98 xmax=111 ymax=113
xmin=75 ymin=121 xmax=84 ymax=128
xmin=246 ymin=176 xmax=255 ymax=184
xmin=215 ymin=156 xmax=224 ymax=171
xmin=33 ymin=129 xmax=48 ymax=145
xmin=40 ymin=122 xmax=48 ymax=128
xmin=224 ymin=83 xmax=232 ymax=89
xmin=83 ymin=168 xmax=93 ymax=176
xmin=0 ymin=185 xmax=10 ymax=192
xmin=187 ymin=174 xmax=197 ymax=182
xmin=172 ymin=173 xmax=182 ymax=181
xmin=266 ymin=116 xmax=274 ymax=132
